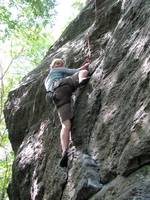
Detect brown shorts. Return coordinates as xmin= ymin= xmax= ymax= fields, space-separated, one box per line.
xmin=57 ymin=103 xmax=73 ymax=123
xmin=53 ymin=73 xmax=79 ymax=122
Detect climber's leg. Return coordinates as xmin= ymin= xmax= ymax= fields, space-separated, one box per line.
xmin=59 ymin=119 xmax=71 ymax=167
xmin=69 ymin=131 xmax=72 ymax=146
xmin=78 ymin=69 xmax=89 ymax=84
xmin=60 ymin=119 xmax=71 ymax=154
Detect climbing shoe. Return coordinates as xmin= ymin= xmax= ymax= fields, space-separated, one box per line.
xmin=60 ymin=151 xmax=68 ymax=168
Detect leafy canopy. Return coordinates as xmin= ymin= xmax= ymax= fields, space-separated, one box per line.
xmin=0 ymin=0 xmax=56 ymax=38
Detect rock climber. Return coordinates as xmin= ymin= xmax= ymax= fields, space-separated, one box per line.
xmin=44 ymin=58 xmax=90 ymax=167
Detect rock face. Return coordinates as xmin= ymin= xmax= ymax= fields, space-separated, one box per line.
xmin=4 ymin=0 xmax=150 ymax=199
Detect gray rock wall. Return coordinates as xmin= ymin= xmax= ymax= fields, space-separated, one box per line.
xmin=4 ymin=0 xmax=150 ymax=199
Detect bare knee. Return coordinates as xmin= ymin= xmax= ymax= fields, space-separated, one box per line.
xmin=79 ymin=69 xmax=88 ymax=78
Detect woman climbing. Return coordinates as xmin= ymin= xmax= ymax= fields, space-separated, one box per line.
xmin=44 ymin=58 xmax=90 ymax=167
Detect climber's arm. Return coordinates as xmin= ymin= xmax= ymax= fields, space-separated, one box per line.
xmin=79 ymin=60 xmax=90 ymax=71
xmin=62 ymin=60 xmax=90 ymax=75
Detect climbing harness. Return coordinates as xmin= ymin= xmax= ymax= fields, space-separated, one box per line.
xmin=45 ymin=80 xmax=63 ymax=103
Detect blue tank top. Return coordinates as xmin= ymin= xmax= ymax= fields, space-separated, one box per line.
xmin=44 ymin=67 xmax=79 ymax=92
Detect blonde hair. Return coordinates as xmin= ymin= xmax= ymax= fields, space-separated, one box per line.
xmin=50 ymin=58 xmax=64 ymax=68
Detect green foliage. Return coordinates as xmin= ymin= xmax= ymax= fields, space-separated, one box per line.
xmin=0 ymin=5 xmax=17 ymax=29
xmin=0 ymin=61 xmax=19 ymax=200
xmin=0 ymin=0 xmax=56 ymax=40
xmin=0 ymin=148 xmax=13 ymax=200
xmin=0 ymin=1 xmax=56 ymax=199
xmin=0 ymin=0 xmax=87 ymax=199
xmin=11 ymin=0 xmax=56 ymax=18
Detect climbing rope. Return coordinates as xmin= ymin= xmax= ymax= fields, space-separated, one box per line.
xmin=83 ymin=32 xmax=92 ymax=63
xmin=83 ymin=0 xmax=97 ymax=64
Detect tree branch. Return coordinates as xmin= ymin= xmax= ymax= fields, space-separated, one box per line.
xmin=0 ymin=46 xmax=24 ymax=80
